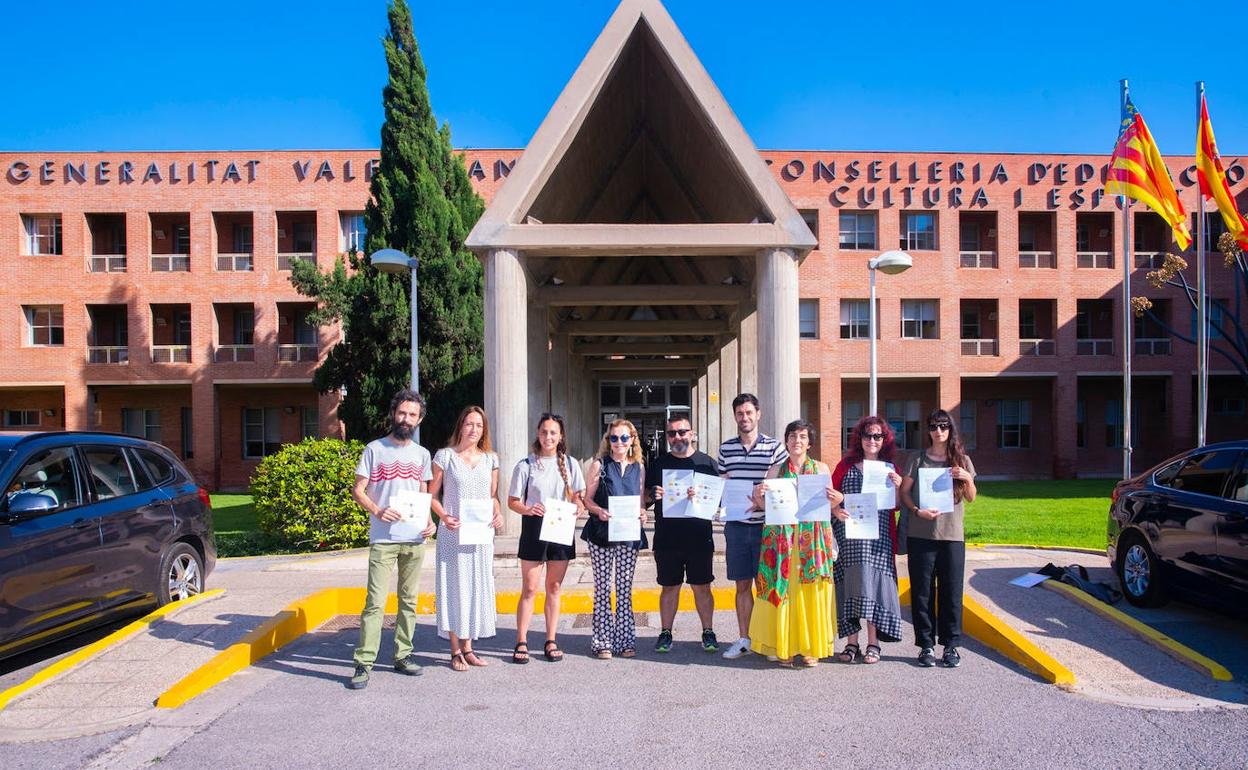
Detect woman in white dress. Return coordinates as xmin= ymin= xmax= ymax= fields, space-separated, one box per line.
xmin=429 ymin=406 xmax=504 ymax=672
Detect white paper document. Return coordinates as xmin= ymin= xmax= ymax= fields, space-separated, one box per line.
xmin=918 ymin=468 xmax=955 ymax=514
xmin=795 ymin=474 xmax=832 ymax=523
xmin=456 ymin=498 xmax=495 ymax=545
xmin=661 ymin=469 xmax=694 ymax=518
xmin=689 ymin=473 xmax=724 ymax=520
xmin=388 ymin=490 xmax=431 ymax=541
xmin=719 ymin=479 xmax=757 ymax=522
xmin=1009 ymin=572 xmax=1051 ymax=588
xmin=843 ymin=492 xmax=879 ymax=539
xmin=539 ymin=498 xmax=578 ymax=545
xmin=607 ymin=495 xmax=642 ymax=542
xmin=861 ymin=460 xmax=897 ymax=510
xmin=763 ymin=478 xmax=798 ymax=526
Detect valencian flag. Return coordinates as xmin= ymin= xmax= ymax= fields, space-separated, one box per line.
xmin=1197 ymin=93 xmax=1248 ymax=249
xmin=1105 ymin=96 xmax=1192 ymax=250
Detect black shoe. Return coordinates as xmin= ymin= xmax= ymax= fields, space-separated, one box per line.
xmin=348 ymin=665 xmax=370 ymax=689
xmin=917 ymin=647 xmax=937 ymax=668
xmin=655 ymin=629 xmax=673 ymax=653
xmin=701 ymin=629 xmax=719 ymax=652
xmin=941 ymin=647 xmax=962 ymax=668
xmin=394 ymin=655 xmax=424 ymax=676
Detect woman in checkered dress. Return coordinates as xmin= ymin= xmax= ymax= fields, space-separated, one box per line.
xmin=830 ymin=415 xmax=904 ymax=664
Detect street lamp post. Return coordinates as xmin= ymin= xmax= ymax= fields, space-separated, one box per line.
xmin=868 ymin=250 xmax=913 ymax=417
xmin=370 ymin=248 xmax=420 ymax=441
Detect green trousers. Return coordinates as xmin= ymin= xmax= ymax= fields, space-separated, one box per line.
xmin=353 ymin=541 xmax=426 ymax=668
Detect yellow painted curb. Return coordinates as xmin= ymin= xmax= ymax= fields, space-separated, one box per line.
xmin=0 ymin=589 xmax=225 ymax=712
xmin=968 ymin=543 xmax=1106 ymax=556
xmin=898 ymin=577 xmax=1075 ymax=686
xmin=1041 ymin=580 xmax=1232 ymax=682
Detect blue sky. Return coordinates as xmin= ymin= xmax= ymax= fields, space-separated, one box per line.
xmin=3 ymin=0 xmax=1244 ymax=156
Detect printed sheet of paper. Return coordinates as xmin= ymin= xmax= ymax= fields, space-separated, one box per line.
xmin=1009 ymin=572 xmax=1050 ymax=588
xmin=861 ymin=460 xmax=897 ymax=510
xmin=843 ymin=492 xmax=879 ymax=540
xmin=388 ymin=489 xmax=431 ymax=541
xmin=918 ymin=468 xmax=955 ymax=514
xmin=661 ymin=469 xmax=694 ymax=518
xmin=763 ymin=477 xmax=798 ymax=526
xmin=456 ymin=498 xmax=495 ymax=545
xmin=689 ymin=473 xmax=724 ymax=521
xmin=539 ymin=498 xmax=578 ymax=545
xmin=719 ymin=479 xmax=757 ymax=522
xmin=607 ymin=495 xmax=642 ymax=542
xmin=795 ymin=474 xmax=832 ymax=523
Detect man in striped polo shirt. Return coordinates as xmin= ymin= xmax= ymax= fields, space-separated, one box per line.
xmin=717 ymin=393 xmax=788 ymax=660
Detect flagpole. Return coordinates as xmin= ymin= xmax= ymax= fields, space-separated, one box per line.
xmin=1196 ymin=81 xmax=1208 ymax=447
xmin=1120 ymin=79 xmax=1133 ymax=480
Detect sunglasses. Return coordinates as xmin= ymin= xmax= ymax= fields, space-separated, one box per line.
xmin=863 ymin=433 xmax=885 ymax=441
xmin=609 ymin=434 xmax=632 ymax=443
xmin=665 ymin=428 xmax=691 ymax=437
xmin=928 ymin=422 xmax=951 ymax=431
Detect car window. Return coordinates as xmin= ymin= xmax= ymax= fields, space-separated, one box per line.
xmin=1153 ymin=459 xmax=1184 ymax=487
xmin=132 ymin=448 xmax=175 ymax=488
xmin=83 ymin=447 xmax=140 ymax=501
xmin=3 ymin=447 xmax=82 ymax=511
xmin=1228 ymin=453 xmax=1248 ymax=503
xmin=1170 ymin=450 xmax=1239 ymax=498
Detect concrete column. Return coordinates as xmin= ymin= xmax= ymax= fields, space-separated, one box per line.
xmin=696 ymin=368 xmax=709 ymax=455
xmin=738 ymin=309 xmax=758 ymax=397
xmin=579 ymin=357 xmax=598 ymax=458
xmin=485 ymin=249 xmax=528 ymax=536
xmin=705 ymin=355 xmax=722 ymax=454
xmin=527 ymin=302 xmax=548 ymax=421
xmin=691 ymin=379 xmax=701 ymax=436
xmin=755 ymin=248 xmax=800 ymax=437
xmin=550 ymin=333 xmax=570 ymax=420
xmin=719 ymin=336 xmax=739 ymax=441
xmin=1052 ymin=371 xmax=1078 ymax=479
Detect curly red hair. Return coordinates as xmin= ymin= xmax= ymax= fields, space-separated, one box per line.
xmin=843 ymin=416 xmax=897 ymax=466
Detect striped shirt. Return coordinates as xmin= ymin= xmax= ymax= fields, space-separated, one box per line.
xmin=717 ymin=434 xmax=788 ymax=524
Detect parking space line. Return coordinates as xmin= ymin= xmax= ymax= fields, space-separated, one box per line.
xmin=1041 ymin=581 xmax=1233 ymax=682
xmin=0 ymin=589 xmax=225 ymax=713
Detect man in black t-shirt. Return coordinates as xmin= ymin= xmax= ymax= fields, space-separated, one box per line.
xmin=645 ymin=414 xmax=718 ymax=654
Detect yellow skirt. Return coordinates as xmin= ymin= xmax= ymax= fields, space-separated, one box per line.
xmin=749 ymin=546 xmax=836 ymax=661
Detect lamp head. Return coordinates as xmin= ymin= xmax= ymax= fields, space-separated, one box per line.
xmin=868 ymin=250 xmax=913 ymax=276
xmin=370 ymin=248 xmax=413 ymax=274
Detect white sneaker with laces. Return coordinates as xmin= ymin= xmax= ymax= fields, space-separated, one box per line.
xmin=722 ymin=637 xmax=752 ymax=659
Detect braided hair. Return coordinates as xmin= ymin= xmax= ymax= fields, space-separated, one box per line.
xmin=532 ymin=413 xmax=574 ymax=502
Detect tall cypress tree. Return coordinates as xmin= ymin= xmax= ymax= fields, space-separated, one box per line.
xmin=292 ymin=0 xmax=485 ymax=445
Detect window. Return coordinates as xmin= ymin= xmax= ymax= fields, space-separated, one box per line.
xmin=25 ymin=305 xmax=64 ymax=346
xmin=181 ymin=407 xmax=194 ymax=460
xmin=133 ymin=448 xmax=176 ymax=488
xmin=122 ymin=408 xmax=162 ymax=441
xmin=1105 ymin=399 xmax=1123 ymax=448
xmin=294 ymin=314 xmax=317 ymax=345
xmin=1076 ymin=223 xmax=1090 ymax=252
xmin=1190 ymin=302 xmax=1226 ymax=340
xmin=842 ymin=400 xmax=864 ymax=450
xmin=4 ymin=409 xmax=40 ymax=428
xmin=839 ymin=300 xmax=870 ymax=340
xmin=243 ymin=407 xmax=282 ymax=459
xmin=997 ymin=399 xmax=1032 ymax=449
xmin=1212 ymin=397 xmax=1246 ymax=416
xmin=340 ymin=212 xmax=366 ymax=252
xmin=901 ymin=212 xmax=936 ymax=250
xmin=800 ymin=210 xmax=819 ymax=247
xmin=5 ymin=448 xmax=81 ymax=510
xmin=885 ymin=400 xmax=921 ymax=449
xmin=1229 ymin=456 xmax=1248 ymax=503
xmin=301 ymin=406 xmax=319 ymax=440
xmin=293 ymin=222 xmax=315 ymax=253
xmin=23 ymin=214 xmax=62 ymax=255
xmin=1019 ymin=222 xmax=1037 ymax=252
xmin=233 ymin=308 xmax=255 ymax=346
xmin=1076 ymin=399 xmax=1086 ymax=448
xmin=901 ymin=300 xmax=939 ymax=340
xmin=1019 ymin=306 xmax=1037 ymax=339
xmin=838 ymin=212 xmax=876 ymax=250
xmin=84 ymin=446 xmax=140 ymax=500
xmin=173 ymin=224 xmax=191 ymax=255
xmin=232 ymin=223 xmax=253 ymax=254
xmin=1195 ymin=212 xmax=1228 ymax=251
xmin=959 ymin=222 xmax=980 ymax=251
xmin=799 ymin=299 xmax=819 ymax=339
xmin=961 ymin=307 xmax=981 ymax=339
xmin=1170 ymin=450 xmax=1239 ymax=498
xmin=174 ymin=309 xmax=192 ymax=346
xmin=960 ymin=401 xmax=977 ymax=451
xmin=599 ymin=383 xmax=621 ymax=408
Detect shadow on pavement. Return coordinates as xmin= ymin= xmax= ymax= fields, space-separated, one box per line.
xmin=0 ymin=618 xmax=130 ymax=682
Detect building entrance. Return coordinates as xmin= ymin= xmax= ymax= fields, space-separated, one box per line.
xmin=599 ymin=379 xmax=690 ymax=464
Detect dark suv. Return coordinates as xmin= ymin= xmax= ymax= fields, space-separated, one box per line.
xmin=0 ymin=431 xmax=216 ymax=660
xmin=1108 ymin=441 xmax=1248 ymax=610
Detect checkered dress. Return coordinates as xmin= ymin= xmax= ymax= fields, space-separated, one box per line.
xmin=831 ymin=466 xmax=903 ymax=642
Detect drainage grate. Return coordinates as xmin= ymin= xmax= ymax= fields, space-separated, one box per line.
xmin=318 ymin=614 xmax=394 ymax=632
xmin=573 ymin=612 xmax=650 ymax=629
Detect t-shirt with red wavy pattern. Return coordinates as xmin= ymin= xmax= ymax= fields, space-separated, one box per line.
xmin=356 ymin=436 xmax=433 ymax=544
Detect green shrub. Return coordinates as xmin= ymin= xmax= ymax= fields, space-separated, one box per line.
xmin=251 ymin=438 xmax=368 ymax=551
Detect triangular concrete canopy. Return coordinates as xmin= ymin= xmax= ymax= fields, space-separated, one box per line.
xmin=466 ymin=0 xmax=816 ymax=257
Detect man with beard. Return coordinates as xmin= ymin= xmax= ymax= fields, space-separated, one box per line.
xmin=348 ymin=389 xmax=436 ymax=689
xmin=644 ymin=413 xmax=718 ymax=653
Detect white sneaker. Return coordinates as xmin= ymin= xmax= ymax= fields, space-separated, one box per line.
xmin=722 ymin=637 xmax=752 ymax=659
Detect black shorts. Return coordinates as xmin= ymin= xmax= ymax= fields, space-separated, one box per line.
xmin=654 ymin=546 xmax=714 ymax=587
xmin=517 ymin=516 xmax=576 ymax=562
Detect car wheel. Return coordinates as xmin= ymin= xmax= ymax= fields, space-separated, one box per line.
xmin=1117 ymin=531 xmax=1166 ymax=607
xmin=158 ymin=542 xmax=204 ymax=607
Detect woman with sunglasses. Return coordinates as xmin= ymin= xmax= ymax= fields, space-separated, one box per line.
xmin=508 ymin=413 xmax=586 ymax=663
xmin=582 ymin=419 xmax=649 ymax=659
xmin=830 ymin=416 xmax=904 ymax=665
xmin=898 ymin=408 xmax=977 ymax=669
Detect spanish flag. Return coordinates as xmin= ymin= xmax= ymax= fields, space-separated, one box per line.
xmin=1197 ymin=93 xmax=1248 ymax=249
xmin=1105 ymin=96 xmax=1192 ymax=250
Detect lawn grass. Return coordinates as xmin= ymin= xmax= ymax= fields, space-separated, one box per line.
xmin=209 ymin=493 xmax=292 ymax=558
xmin=963 ymin=479 xmax=1116 ymax=550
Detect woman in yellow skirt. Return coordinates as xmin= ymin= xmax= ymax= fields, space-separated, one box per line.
xmin=749 ymin=419 xmax=847 ymax=667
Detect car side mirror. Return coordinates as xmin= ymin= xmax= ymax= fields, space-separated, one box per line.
xmin=4 ymin=492 xmax=57 ymax=520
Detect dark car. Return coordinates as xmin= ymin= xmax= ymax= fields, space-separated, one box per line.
xmin=0 ymin=431 xmax=216 ymax=660
xmin=1107 ymin=441 xmax=1248 ymax=609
